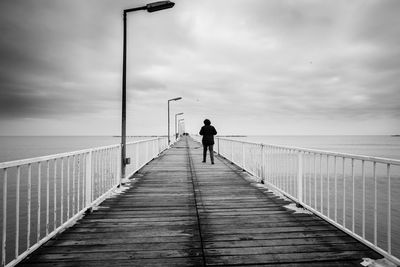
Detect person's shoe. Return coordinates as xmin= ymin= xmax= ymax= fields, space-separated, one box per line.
xmin=202 ymin=160 xmax=206 ymax=163
xmin=211 ymin=162 xmax=214 ymax=165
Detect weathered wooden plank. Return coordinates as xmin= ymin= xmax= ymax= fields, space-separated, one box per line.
xmin=204 ymin=235 xmax=358 ymax=248
xmin=19 ymin=257 xmax=203 ymax=267
xmin=47 ymin=236 xmax=201 ymax=246
xmin=206 ymin=243 xmax=370 ymax=256
xmin=43 ymin=242 xmax=201 ymax=253
xmin=205 ymin=251 xmax=377 ymax=265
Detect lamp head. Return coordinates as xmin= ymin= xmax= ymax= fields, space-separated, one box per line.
xmin=170 ymin=97 xmax=182 ymax=101
xmin=146 ymin=1 xmax=175 ymax=12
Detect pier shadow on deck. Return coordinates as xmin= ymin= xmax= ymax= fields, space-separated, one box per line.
xmin=19 ymin=137 xmax=381 ymax=266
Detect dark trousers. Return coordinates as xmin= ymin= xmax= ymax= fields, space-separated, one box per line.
xmin=203 ymin=144 xmax=214 ymax=163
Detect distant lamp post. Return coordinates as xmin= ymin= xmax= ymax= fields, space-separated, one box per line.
xmin=167 ymin=97 xmax=182 ymax=145
xmin=178 ymin=118 xmax=185 ymax=136
xmin=175 ymin=112 xmax=184 ymax=140
xmin=121 ymin=1 xmax=175 ymax=183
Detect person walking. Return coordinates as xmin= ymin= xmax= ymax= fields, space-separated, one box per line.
xmin=199 ymin=119 xmax=217 ymax=164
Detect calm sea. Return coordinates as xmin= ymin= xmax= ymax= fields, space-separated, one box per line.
xmin=1 ymin=135 xmax=399 ymax=163
xmin=0 ymin=136 xmax=153 ymax=163
xmin=228 ymin=135 xmax=400 ymax=160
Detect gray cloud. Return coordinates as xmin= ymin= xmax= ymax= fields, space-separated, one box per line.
xmin=0 ymin=0 xmax=399 ymax=135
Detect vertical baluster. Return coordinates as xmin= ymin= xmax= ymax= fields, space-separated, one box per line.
xmin=102 ymin=150 xmax=105 ymax=194
xmin=387 ymin=164 xmax=391 ymax=254
xmin=297 ymin=152 xmax=303 ymax=203
xmin=114 ymin=148 xmax=117 ymax=185
xmin=334 ymin=156 xmax=337 ymax=222
xmin=286 ymin=150 xmax=289 ymax=193
xmin=2 ymin=169 xmax=7 ymax=267
xmin=276 ymin=147 xmax=278 ymax=187
xmin=110 ymin=149 xmax=113 ymax=186
xmin=373 ymin=162 xmax=377 ymax=245
xmin=288 ymin=150 xmax=291 ymax=195
xmin=327 ymin=156 xmax=330 ymax=218
xmin=136 ymin=143 xmax=139 ymax=172
xmin=60 ymin=158 xmax=64 ymax=225
xmin=314 ymin=154 xmax=317 ymax=209
xmin=106 ymin=149 xmax=109 ymax=190
xmin=276 ymin=148 xmax=279 ymax=188
xmin=83 ymin=153 xmax=86 ymax=206
xmin=77 ymin=155 xmax=80 ymax=211
xmin=270 ymin=148 xmax=273 ymax=185
xmin=270 ymin=147 xmax=273 ymax=186
xmin=278 ymin=148 xmax=281 ymax=189
xmin=104 ymin=149 xmax=107 ymax=192
xmin=15 ymin=166 xmax=21 ymax=258
xmin=109 ymin=148 xmax=112 ymax=188
xmin=95 ymin=151 xmax=98 ymax=198
xmin=53 ymin=158 xmax=57 ymax=231
xmin=261 ymin=145 xmax=265 ymax=183
xmin=46 ymin=160 xmax=50 ymax=236
xmin=242 ymin=143 xmax=245 ymax=169
xmin=268 ymin=147 xmax=271 ymax=184
xmin=108 ymin=148 xmax=111 ymax=189
xmin=281 ymin=149 xmax=284 ymax=190
xmin=308 ymin=153 xmax=312 ymax=205
xmin=320 ymin=154 xmax=323 ymax=213
xmin=362 ymin=160 xmax=365 ymax=238
xmin=105 ymin=149 xmax=109 ymax=190
xmin=27 ymin=164 xmax=32 ymax=249
xmin=99 ymin=150 xmax=102 ymax=195
xmin=287 ymin=149 xmax=295 ymax=195
xmin=72 ymin=156 xmax=76 ymax=215
xmin=342 ymin=157 xmax=346 ymax=227
xmin=85 ymin=151 xmax=93 ymax=207
xmin=37 ymin=162 xmax=41 ymax=242
xmin=67 ymin=157 xmax=70 ymax=219
xmin=231 ymin=141 xmax=233 ymax=163
xmin=265 ymin=146 xmax=268 ymax=183
xmin=97 ymin=151 xmax=101 ymax=195
xmin=271 ymin=148 xmax=274 ymax=186
xmin=351 ymin=158 xmax=355 ymax=233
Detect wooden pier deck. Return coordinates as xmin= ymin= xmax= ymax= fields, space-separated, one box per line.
xmin=19 ymin=137 xmax=381 ymax=266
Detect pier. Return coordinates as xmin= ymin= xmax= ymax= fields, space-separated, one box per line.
xmin=17 ymin=137 xmax=382 ymax=266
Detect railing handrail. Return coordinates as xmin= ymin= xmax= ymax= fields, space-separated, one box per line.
xmin=217 ymin=137 xmax=400 ymax=165
xmin=0 ymin=137 xmax=163 ymax=169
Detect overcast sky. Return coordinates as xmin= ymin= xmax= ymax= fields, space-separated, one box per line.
xmin=0 ymin=0 xmax=399 ymax=136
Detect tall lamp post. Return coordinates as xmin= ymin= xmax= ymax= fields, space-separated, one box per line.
xmin=167 ymin=97 xmax=182 ymax=145
xmin=178 ymin=118 xmax=185 ymax=136
xmin=121 ymin=1 xmax=175 ymax=182
xmin=175 ymin=112 xmax=184 ymax=140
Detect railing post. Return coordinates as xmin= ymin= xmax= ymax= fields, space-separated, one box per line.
xmin=85 ymin=150 xmax=93 ymax=207
xmin=261 ymin=144 xmax=265 ymax=182
xmin=217 ymin=138 xmax=220 ymax=155
xmin=231 ymin=141 xmax=234 ymax=162
xmin=117 ymin=145 xmax=122 ymax=186
xmin=242 ymin=142 xmax=245 ymax=169
xmin=297 ymin=152 xmax=303 ymax=203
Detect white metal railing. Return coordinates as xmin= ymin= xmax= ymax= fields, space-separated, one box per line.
xmin=215 ymin=137 xmax=400 ymax=265
xmin=0 ymin=137 xmax=167 ymax=267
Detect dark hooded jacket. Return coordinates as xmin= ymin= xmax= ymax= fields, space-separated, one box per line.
xmin=199 ymin=125 xmax=217 ymax=145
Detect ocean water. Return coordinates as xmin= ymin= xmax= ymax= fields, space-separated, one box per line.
xmin=0 ymin=136 xmax=153 ymax=163
xmin=1 ymin=135 xmax=399 ymax=163
xmin=228 ymin=135 xmax=400 ymax=160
